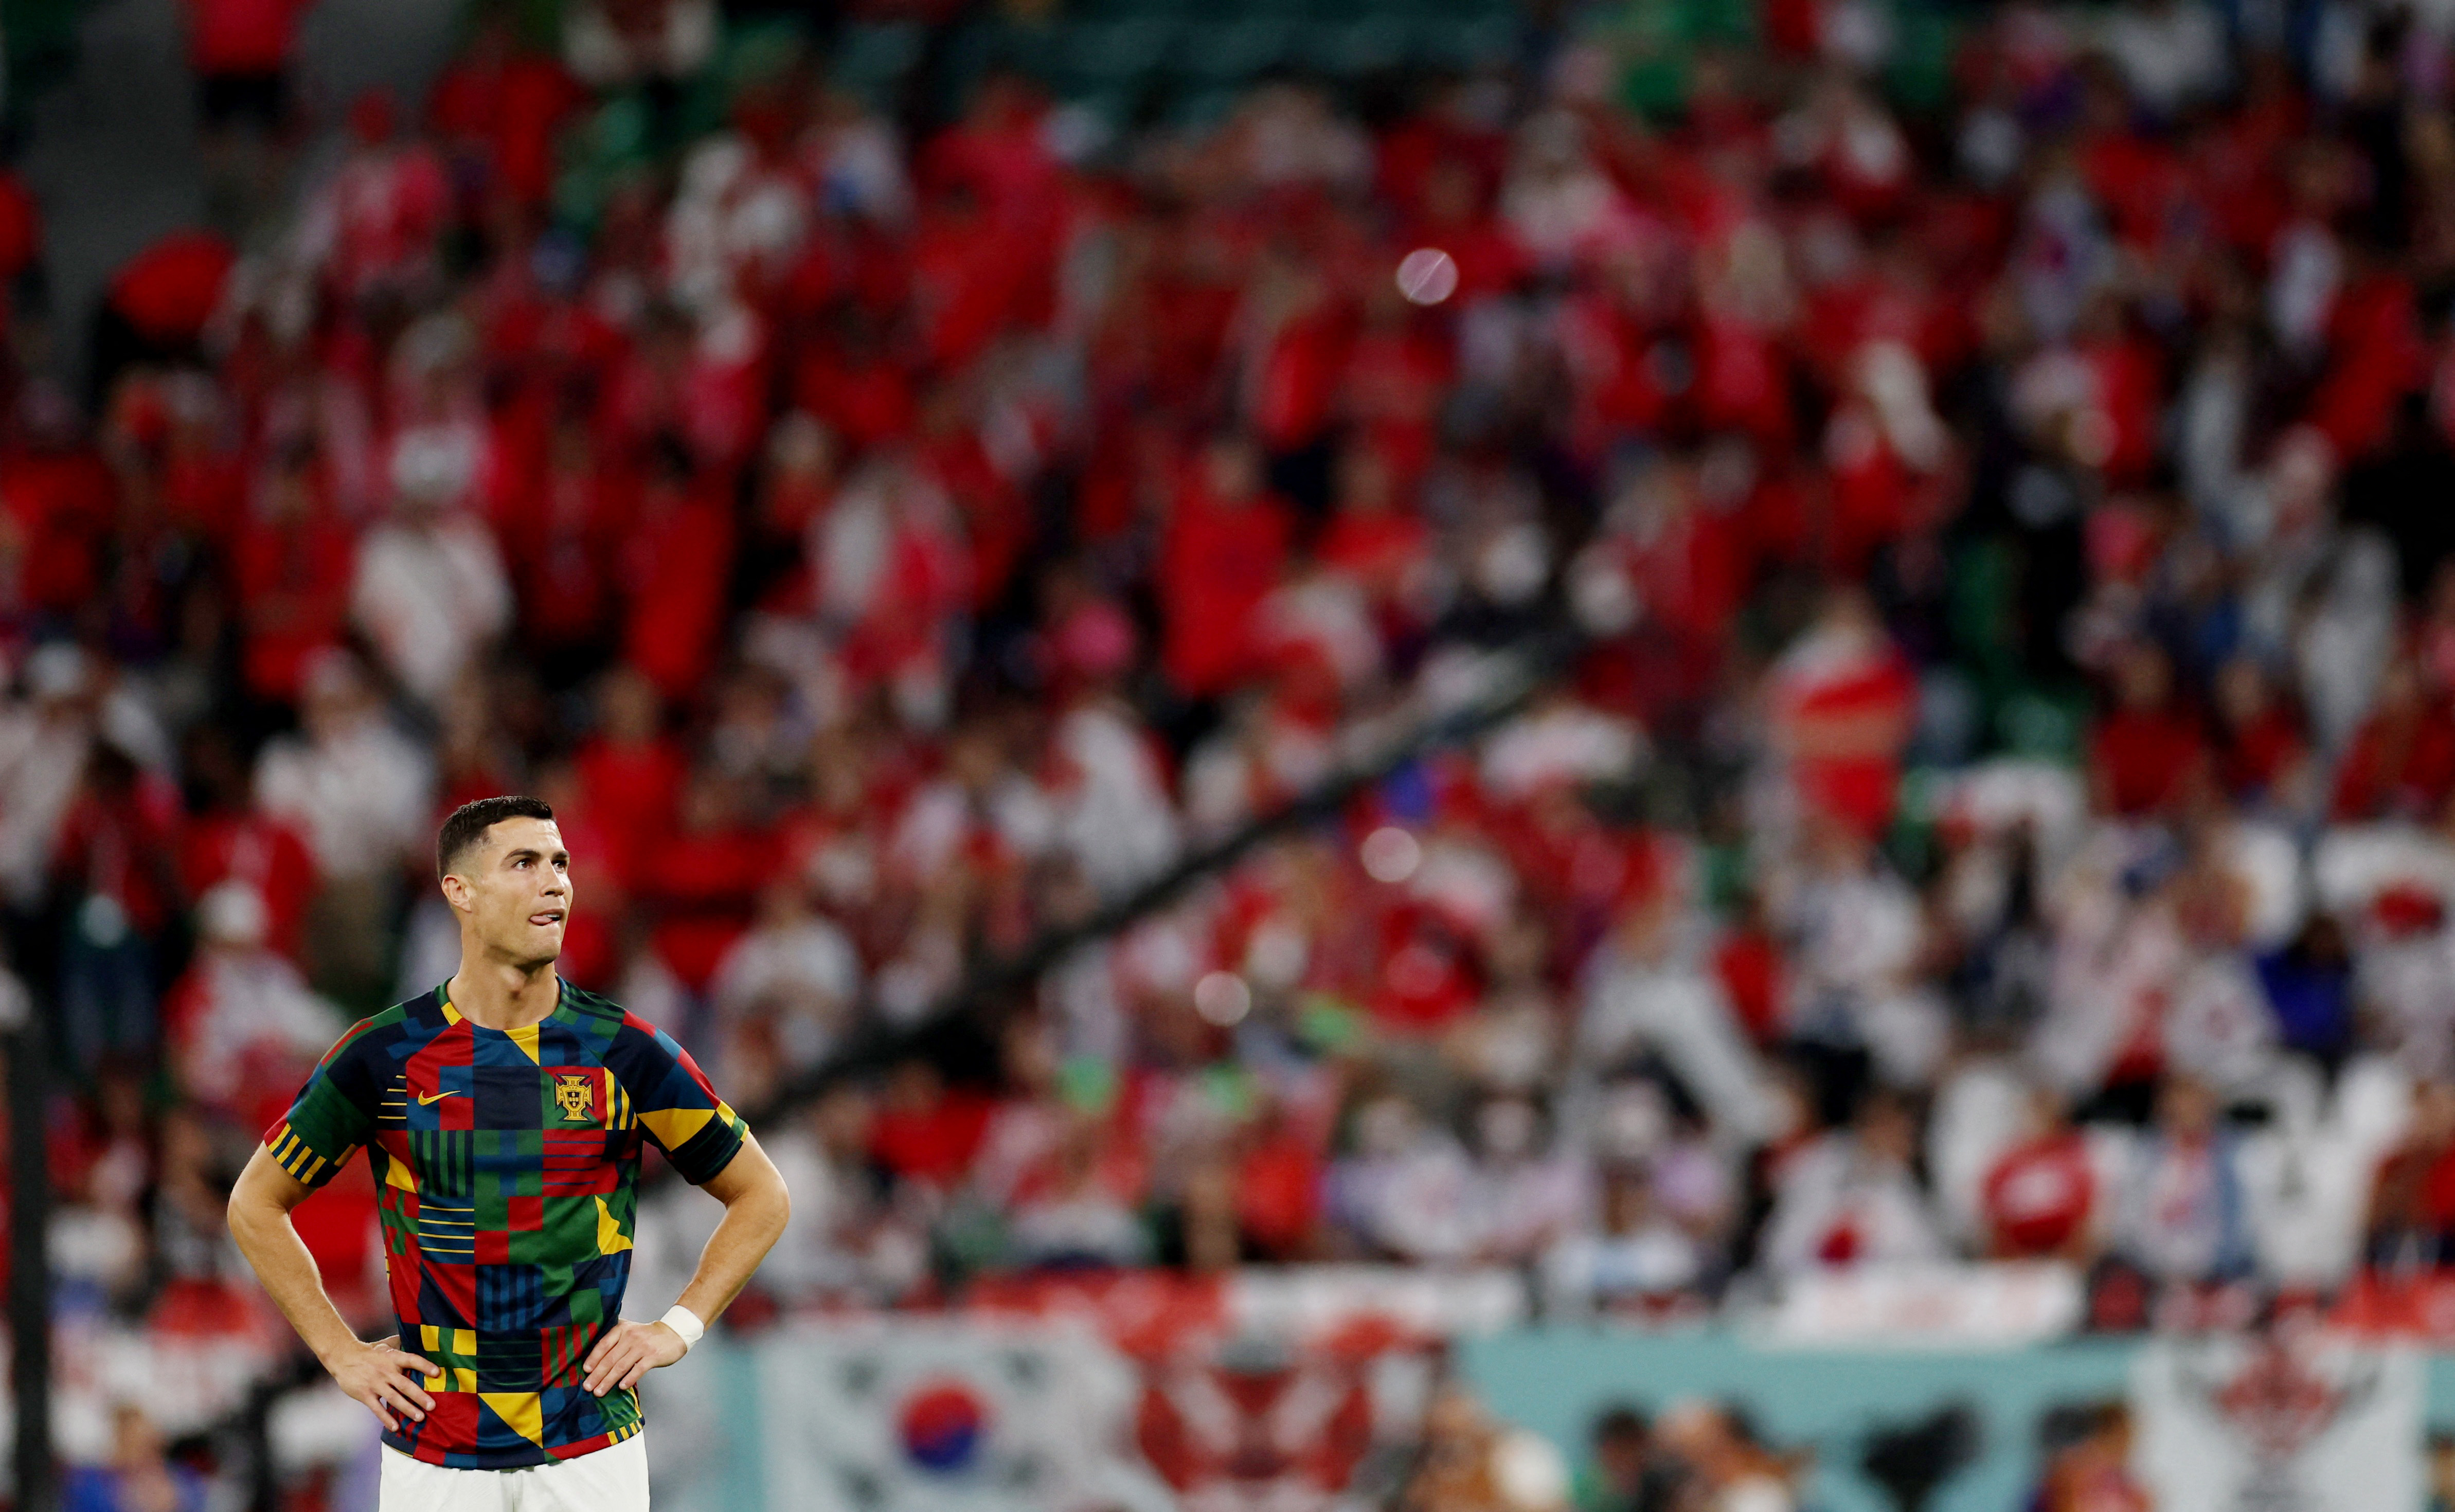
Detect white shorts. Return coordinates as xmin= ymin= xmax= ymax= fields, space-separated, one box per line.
xmin=378 ymin=1432 xmax=648 ymax=1511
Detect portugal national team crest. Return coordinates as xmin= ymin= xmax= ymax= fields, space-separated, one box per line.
xmin=554 ymin=1073 xmax=597 ymax=1124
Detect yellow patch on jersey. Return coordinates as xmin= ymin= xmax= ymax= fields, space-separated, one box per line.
xmin=418 ymin=1326 xmax=477 ymax=1389
xmin=507 ymin=1023 xmax=542 ymax=1064
xmin=382 ymin=1154 xmax=418 ymax=1193
xmin=595 ymin=1196 xmax=633 ymax=1255
xmin=637 ymin=1106 xmax=714 ymax=1150
xmin=480 ymin=1391 xmax=546 ymax=1447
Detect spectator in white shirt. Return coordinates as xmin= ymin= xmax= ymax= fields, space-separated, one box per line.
xmin=350 ymin=480 xmax=511 ymax=710
xmin=710 ymin=881 xmax=863 ymax=1098
xmin=0 ymin=643 xmax=104 ymax=906
xmin=253 ymin=650 xmax=433 ymax=1002
xmin=1761 ymin=1090 xmax=1948 ymax=1275
xmin=1545 ymin=1164 xmax=1707 ymax=1317
xmin=2107 ymin=1074 xmax=2256 ymax=1284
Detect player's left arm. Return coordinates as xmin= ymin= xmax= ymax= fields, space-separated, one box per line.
xmin=581 ymin=1132 xmax=791 ymax=1397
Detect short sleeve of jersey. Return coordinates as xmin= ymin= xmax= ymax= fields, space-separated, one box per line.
xmin=263 ymin=1018 xmax=382 ymax=1190
xmin=610 ymin=1017 xmax=748 ymax=1185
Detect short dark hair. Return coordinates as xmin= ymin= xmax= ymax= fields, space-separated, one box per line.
xmin=1592 ymin=1405 xmax=1650 ymax=1445
xmin=437 ymin=796 xmax=556 ymax=880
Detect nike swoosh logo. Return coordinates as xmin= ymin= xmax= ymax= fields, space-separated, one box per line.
xmin=417 ymin=1091 xmax=460 ymax=1105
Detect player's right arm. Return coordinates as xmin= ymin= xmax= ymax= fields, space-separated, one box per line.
xmin=227 ymin=1015 xmax=437 ymax=1432
xmin=227 ymin=1147 xmax=440 ymax=1431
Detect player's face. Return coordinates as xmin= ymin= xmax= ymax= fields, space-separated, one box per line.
xmin=463 ymin=817 xmax=571 ymax=966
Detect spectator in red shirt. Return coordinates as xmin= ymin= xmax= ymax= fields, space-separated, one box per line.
xmin=425 ymin=16 xmax=587 ymax=212
xmin=870 ymin=1057 xmax=993 ymax=1193
xmin=2089 ymin=641 xmax=2208 ymax=818
xmin=503 ymin=417 xmax=629 ymax=688
xmin=639 ymin=767 xmax=777 ymax=991
xmin=1713 ymin=890 xmax=1787 ymax=1049
xmin=1768 ymin=587 xmax=1919 ymax=837
xmin=231 ymin=446 xmax=353 ymax=706
xmin=1233 ymin=1096 xmax=1323 ymax=1262
xmin=1158 ymin=437 xmax=1295 ymax=700
xmin=0 ymin=169 xmax=39 ymax=330
xmin=1981 ymin=1089 xmax=2099 ymax=1261
xmin=618 ymin=438 xmax=737 ymax=702
xmin=2333 ymin=657 xmax=2455 ymax=820
xmin=51 ymin=743 xmax=186 ymax=1072
xmin=0 ymin=391 xmax=118 ymax=618
xmin=176 ymin=728 xmax=315 ymax=964
xmin=183 ymin=0 xmax=307 ymax=113
xmin=2368 ymin=1080 xmax=2455 ymax=1269
xmin=2209 ymin=656 xmax=2309 ymax=811
xmin=573 ymin=664 xmax=687 ymax=892
xmin=90 ymin=230 xmax=234 ymax=407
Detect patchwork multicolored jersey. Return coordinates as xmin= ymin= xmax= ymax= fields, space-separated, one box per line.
xmin=263 ymin=982 xmax=747 ymax=1468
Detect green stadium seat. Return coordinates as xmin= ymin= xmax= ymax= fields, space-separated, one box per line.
xmin=1167 ymin=87 xmax=1243 ymax=131
xmin=1051 ymin=17 xmax=1177 ymax=95
xmin=830 ymin=21 xmax=927 ymax=103
xmin=1168 ymin=19 xmax=1296 ymax=87
xmin=1303 ymin=16 xmax=1413 ymax=77
xmin=1413 ymin=10 xmax=1516 ymax=68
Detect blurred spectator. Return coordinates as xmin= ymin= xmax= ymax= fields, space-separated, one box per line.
xmin=2031 ymin=1401 xmax=2149 ymax=1512
xmin=162 ymin=880 xmax=342 ymax=1127
xmin=562 ymin=0 xmax=716 ymax=92
xmin=0 ymin=168 xmax=40 ymax=323
xmin=2089 ymin=642 xmax=2206 ymax=820
xmin=50 ymin=742 xmax=184 ymax=1072
xmin=1545 ymin=1164 xmax=1708 ymax=1317
xmin=1980 ymin=1088 xmax=2100 ymax=1262
xmin=758 ymin=1083 xmax=926 ymax=1303
xmin=0 ymin=645 xmax=108 ymax=907
xmin=64 ymin=1403 xmax=208 ymax=1512
xmin=350 ymin=464 xmax=512 ymax=710
xmin=1651 ymin=1401 xmax=1802 ymax=1512
xmin=1571 ymin=1405 xmax=1661 ymax=1512
xmin=426 ymin=16 xmax=587 ymax=212
xmin=91 ymin=234 xmax=234 ymax=406
xmin=1158 ymin=437 xmax=1295 ymax=700
xmin=252 ymin=651 xmax=433 ymax=1003
xmin=2369 ymin=1080 xmax=2455 ymax=1271
xmin=2108 ymin=1075 xmax=2254 ymax=1286
xmin=709 ymin=881 xmax=861 ymax=1097
xmin=1761 ymin=1090 xmax=1947 ymax=1275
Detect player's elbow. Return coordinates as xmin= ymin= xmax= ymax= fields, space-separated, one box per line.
xmin=225 ymin=1184 xmax=275 ymax=1250
xmin=710 ymin=1139 xmax=792 ymax=1236
xmin=734 ymin=1159 xmax=791 ymax=1241
xmin=751 ymin=1163 xmax=791 ymax=1236
xmin=225 ymin=1150 xmax=307 ymax=1246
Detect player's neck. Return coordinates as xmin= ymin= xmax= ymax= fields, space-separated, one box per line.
xmin=446 ymin=959 xmax=562 ymax=1031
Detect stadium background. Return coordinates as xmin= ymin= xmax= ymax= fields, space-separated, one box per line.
xmin=8 ymin=0 xmax=2455 ymax=1507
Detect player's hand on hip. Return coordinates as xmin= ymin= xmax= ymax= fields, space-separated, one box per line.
xmin=582 ymin=1319 xmax=689 ymax=1396
xmin=325 ymin=1335 xmax=439 ymax=1432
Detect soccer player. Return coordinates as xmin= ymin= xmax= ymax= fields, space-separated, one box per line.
xmin=227 ymin=796 xmax=791 ymax=1510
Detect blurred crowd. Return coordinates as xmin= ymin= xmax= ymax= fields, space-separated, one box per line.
xmin=15 ymin=0 xmax=2455 ymax=1482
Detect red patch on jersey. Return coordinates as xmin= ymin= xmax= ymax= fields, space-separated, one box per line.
xmin=413 ymin=1394 xmax=482 ymax=1459
xmin=429 ymin=1249 xmax=479 ymax=1322
xmin=387 ymin=1223 xmax=424 ymax=1322
xmin=541 ymin=1130 xmax=615 ymax=1195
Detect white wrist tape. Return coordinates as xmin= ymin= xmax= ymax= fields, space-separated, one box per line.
xmin=659 ymin=1305 xmax=706 ymax=1347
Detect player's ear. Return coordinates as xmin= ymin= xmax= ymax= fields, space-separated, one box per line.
xmin=439 ymin=872 xmax=474 ymax=914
